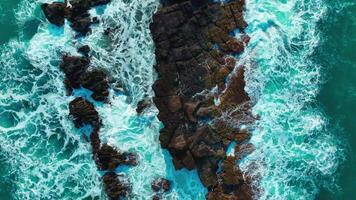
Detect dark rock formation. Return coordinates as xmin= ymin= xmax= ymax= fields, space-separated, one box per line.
xmin=150 ymin=0 xmax=254 ymax=198
xmin=68 ymin=97 xmax=136 ymax=199
xmin=151 ymin=178 xmax=171 ymax=192
xmin=42 ymin=1 xmax=137 ymax=200
xmin=41 ymin=2 xmax=66 ymax=26
xmin=78 ymin=45 xmax=90 ymax=56
xmin=95 ymin=144 xmax=138 ymax=170
xmin=103 ymin=172 xmax=130 ymax=200
xmin=60 ymin=55 xmax=90 ymax=90
xmin=136 ymin=97 xmax=152 ymax=114
xmin=80 ymin=69 xmax=110 ymax=102
xmin=41 ymin=0 xmax=112 ymax=34
xmin=60 ymin=55 xmax=110 ymax=101
xmin=69 ymin=97 xmax=99 ymax=128
xmin=151 ymin=178 xmax=171 ymax=200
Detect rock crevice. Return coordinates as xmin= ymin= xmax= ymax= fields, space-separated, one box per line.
xmin=150 ymin=0 xmax=255 ymax=199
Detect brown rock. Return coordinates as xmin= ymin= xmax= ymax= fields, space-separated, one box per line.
xmin=102 ymin=172 xmax=130 ymax=200
xmin=151 ymin=178 xmax=171 ymax=193
xmin=41 ymin=2 xmax=66 ymax=26
xmin=69 ymin=97 xmax=99 ymax=127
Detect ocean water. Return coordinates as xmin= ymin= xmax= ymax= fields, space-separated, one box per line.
xmin=0 ymin=0 xmax=206 ymax=199
xmin=0 ymin=0 xmax=354 ymax=200
xmin=241 ymin=0 xmax=348 ymax=199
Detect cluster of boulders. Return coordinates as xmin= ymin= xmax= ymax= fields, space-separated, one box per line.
xmin=151 ymin=0 xmax=255 ymax=199
xmin=151 ymin=178 xmax=171 ymax=200
xmin=41 ymin=0 xmax=110 ymax=34
xmin=42 ymin=1 xmax=140 ymax=199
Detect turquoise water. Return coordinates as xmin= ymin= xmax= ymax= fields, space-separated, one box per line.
xmin=0 ymin=0 xmax=354 ymax=199
xmin=0 ymin=0 xmax=206 ymax=199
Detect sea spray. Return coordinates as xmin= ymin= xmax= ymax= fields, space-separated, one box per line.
xmin=0 ymin=37 xmax=105 ymax=199
xmin=84 ymin=0 xmax=208 ymax=198
xmin=241 ymin=0 xmax=344 ymax=199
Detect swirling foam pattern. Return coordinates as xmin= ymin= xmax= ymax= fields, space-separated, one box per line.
xmin=0 ymin=0 xmax=207 ymax=199
xmin=240 ymin=0 xmax=344 ymax=199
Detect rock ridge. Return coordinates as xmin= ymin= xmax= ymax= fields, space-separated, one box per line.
xmin=150 ymin=0 xmax=256 ymax=199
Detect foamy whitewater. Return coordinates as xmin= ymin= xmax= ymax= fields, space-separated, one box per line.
xmin=0 ymin=0 xmax=344 ymax=199
xmin=241 ymin=0 xmax=344 ymax=199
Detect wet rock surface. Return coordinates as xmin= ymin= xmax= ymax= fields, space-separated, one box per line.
xmin=41 ymin=2 xmax=66 ymax=26
xmin=136 ymin=97 xmax=152 ymax=114
xmin=103 ymin=172 xmax=131 ymax=200
xmin=151 ymin=178 xmax=171 ymax=200
xmin=41 ymin=0 xmax=112 ymax=35
xmin=151 ymin=0 xmax=255 ymax=199
xmin=60 ymin=55 xmax=110 ymax=101
xmin=69 ymin=97 xmax=99 ymax=128
xmin=151 ymin=178 xmax=171 ymax=192
xmin=42 ymin=0 xmax=137 ymax=199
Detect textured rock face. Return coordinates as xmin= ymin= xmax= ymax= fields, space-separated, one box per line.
xmin=41 ymin=0 xmax=112 ymax=34
xmin=151 ymin=0 xmax=254 ymax=198
xmin=42 ymin=0 xmax=136 ymax=198
xmin=60 ymin=55 xmax=110 ymax=101
xmin=41 ymin=2 xmax=66 ymax=26
xmin=151 ymin=178 xmax=171 ymax=200
xmin=103 ymin=172 xmax=130 ymax=200
xmin=69 ymin=97 xmax=99 ymax=128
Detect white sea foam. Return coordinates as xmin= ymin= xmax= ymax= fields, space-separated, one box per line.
xmin=240 ymin=0 xmax=344 ymax=199
xmin=87 ymin=0 xmax=207 ymax=198
xmin=1 ymin=0 xmax=208 ymax=199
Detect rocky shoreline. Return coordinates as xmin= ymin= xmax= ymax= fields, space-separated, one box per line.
xmin=42 ymin=1 xmax=139 ymax=199
xmin=42 ymin=0 xmax=255 ymax=199
xmin=151 ymin=0 xmax=255 ymax=199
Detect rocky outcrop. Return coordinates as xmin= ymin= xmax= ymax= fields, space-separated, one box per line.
xmin=41 ymin=0 xmax=112 ymax=35
xmin=151 ymin=178 xmax=171 ymax=200
xmin=41 ymin=2 xmax=66 ymax=26
xmin=136 ymin=97 xmax=152 ymax=114
xmin=151 ymin=0 xmax=254 ymax=199
xmin=42 ymin=0 xmax=138 ymax=198
xmin=78 ymin=45 xmax=90 ymax=56
xmin=60 ymin=55 xmax=110 ymax=102
xmin=103 ymin=172 xmax=131 ymax=200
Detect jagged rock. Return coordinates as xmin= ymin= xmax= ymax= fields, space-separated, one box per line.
xmin=41 ymin=2 xmax=66 ymax=26
xmin=103 ymin=172 xmax=130 ymax=200
xmin=69 ymin=97 xmax=99 ymax=127
xmin=60 ymin=55 xmax=90 ymax=89
xmin=79 ymin=69 xmax=110 ymax=102
xmin=220 ymin=156 xmax=242 ymax=186
xmin=78 ymin=45 xmax=90 ymax=56
xmin=197 ymin=158 xmax=218 ymax=188
xmin=42 ymin=0 xmax=111 ymax=34
xmin=220 ymin=67 xmax=250 ymax=108
xmin=136 ymin=97 xmax=151 ymax=114
xmin=95 ymin=144 xmax=138 ymax=170
xmin=151 ymin=0 xmax=254 ymax=199
xmin=183 ymin=102 xmax=200 ymax=123
xmin=168 ymin=132 xmax=187 ymax=151
xmin=151 ymin=178 xmax=171 ymax=192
